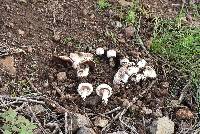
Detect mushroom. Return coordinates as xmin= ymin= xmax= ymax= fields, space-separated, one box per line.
xmin=135 ymin=74 xmax=146 ymax=82
xmin=96 ymin=84 xmax=112 ymax=104
xmin=120 ymin=58 xmax=129 ymax=66
xmin=127 ymin=66 xmax=139 ymax=76
xmin=107 ymin=50 xmax=117 ymax=67
xmin=55 ymin=52 xmax=95 ymax=77
xmin=113 ymin=65 xmax=130 ymax=85
xmin=96 ymin=47 xmax=105 ymax=56
xmin=137 ymin=59 xmax=147 ymax=68
xmin=143 ymin=66 xmax=157 ymax=78
xmin=77 ymin=83 xmax=93 ymax=100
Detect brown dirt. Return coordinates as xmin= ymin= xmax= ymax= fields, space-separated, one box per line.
xmin=0 ymin=0 xmax=198 ymax=134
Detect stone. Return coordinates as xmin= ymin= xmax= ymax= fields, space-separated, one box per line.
xmin=94 ymin=117 xmax=109 ymax=128
xmin=53 ymin=32 xmax=60 ymax=42
xmin=18 ymin=29 xmax=25 ymax=36
xmin=76 ymin=127 xmax=96 ymax=134
xmin=116 ymin=21 xmax=122 ymax=28
xmin=31 ymin=105 xmax=46 ymax=115
xmin=19 ymin=0 xmax=27 ymax=3
xmin=57 ymin=72 xmax=66 ymax=81
xmin=142 ymin=107 xmax=152 ymax=115
xmin=176 ymin=108 xmax=194 ymax=119
xmin=67 ymin=113 xmax=92 ymax=132
xmin=150 ymin=116 xmax=174 ymax=134
xmin=0 ymin=56 xmax=16 ymax=75
xmin=124 ymin=26 xmax=134 ymax=38
xmin=108 ymin=131 xmax=128 ymax=134
xmin=118 ymin=0 xmax=133 ymax=7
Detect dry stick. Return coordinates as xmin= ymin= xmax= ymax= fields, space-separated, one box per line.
xmin=103 ymin=106 xmax=122 ymax=115
xmin=27 ymin=103 xmax=48 ymax=134
xmin=179 ymin=80 xmax=191 ymax=103
xmin=101 ymin=111 xmax=122 ymax=134
xmin=0 ymin=96 xmax=45 ymax=107
xmin=119 ymin=108 xmax=138 ymax=134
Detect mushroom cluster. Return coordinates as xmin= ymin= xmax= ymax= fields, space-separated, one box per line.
xmin=56 ymin=52 xmax=95 ymax=77
xmin=77 ymin=83 xmax=112 ymax=104
xmin=113 ymin=58 xmax=157 ymax=85
xmin=96 ymin=47 xmax=117 ymax=67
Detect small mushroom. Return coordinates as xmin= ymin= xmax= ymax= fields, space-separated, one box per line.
xmin=77 ymin=83 xmax=93 ymax=100
xmin=135 ymin=74 xmax=146 ymax=82
xmin=96 ymin=84 xmax=112 ymax=104
xmin=120 ymin=58 xmax=129 ymax=66
xmin=137 ymin=59 xmax=147 ymax=68
xmin=113 ymin=65 xmax=129 ymax=85
xmin=55 ymin=52 xmax=95 ymax=77
xmin=127 ymin=66 xmax=139 ymax=76
xmin=143 ymin=66 xmax=157 ymax=78
xmin=107 ymin=50 xmax=117 ymax=67
xmin=96 ymin=47 xmax=105 ymax=56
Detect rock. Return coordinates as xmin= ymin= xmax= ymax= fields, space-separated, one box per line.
xmin=124 ymin=26 xmax=134 ymax=38
xmin=18 ymin=29 xmax=25 ymax=36
xmin=153 ymin=109 xmax=163 ymax=117
xmin=53 ymin=32 xmax=60 ymax=42
xmin=27 ymin=46 xmax=33 ymax=53
xmin=116 ymin=21 xmax=122 ymax=28
xmin=0 ymin=56 xmax=16 ymax=75
xmin=176 ymin=108 xmax=194 ymax=119
xmin=31 ymin=105 xmax=45 ymax=114
xmin=19 ymin=0 xmax=27 ymax=3
xmin=94 ymin=117 xmax=109 ymax=127
xmin=108 ymin=131 xmax=128 ymax=134
xmin=118 ymin=0 xmax=133 ymax=7
xmin=142 ymin=107 xmax=152 ymax=115
xmin=150 ymin=116 xmax=174 ymax=134
xmin=76 ymin=127 xmax=96 ymax=134
xmin=57 ymin=72 xmax=66 ymax=81
xmin=67 ymin=113 xmax=92 ymax=132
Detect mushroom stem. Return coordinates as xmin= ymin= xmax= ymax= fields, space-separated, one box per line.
xmin=102 ymin=89 xmax=110 ymax=104
xmin=81 ymin=89 xmax=88 ymax=100
xmin=109 ymin=58 xmax=115 ymax=67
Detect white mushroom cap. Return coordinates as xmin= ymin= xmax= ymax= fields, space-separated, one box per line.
xmin=96 ymin=47 xmax=105 ymax=56
xmin=121 ymin=74 xmax=130 ymax=83
xmin=143 ymin=66 xmax=157 ymax=78
xmin=70 ymin=52 xmax=94 ymax=69
xmin=107 ymin=50 xmax=116 ymax=58
xmin=77 ymin=83 xmax=93 ymax=100
xmin=96 ymin=84 xmax=112 ymax=104
xmin=127 ymin=66 xmax=139 ymax=76
xmin=113 ymin=65 xmax=128 ymax=85
xmin=137 ymin=59 xmax=147 ymax=68
xmin=135 ymin=74 xmax=146 ymax=83
xmin=120 ymin=58 xmax=129 ymax=66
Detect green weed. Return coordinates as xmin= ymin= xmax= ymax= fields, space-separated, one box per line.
xmin=0 ymin=108 xmax=37 ymax=134
xmin=151 ymin=15 xmax=200 ymax=105
xmin=97 ymin=0 xmax=110 ymax=10
xmin=125 ymin=0 xmax=139 ymax=24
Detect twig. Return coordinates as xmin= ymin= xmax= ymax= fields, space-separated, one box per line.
xmin=27 ymin=104 xmax=48 ymax=134
xmin=119 ymin=108 xmax=138 ymax=134
xmin=103 ymin=106 xmax=121 ymax=115
xmin=178 ymin=80 xmax=191 ymax=103
xmin=0 ymin=96 xmax=45 ymax=107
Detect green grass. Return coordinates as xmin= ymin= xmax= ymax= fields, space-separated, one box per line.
xmin=125 ymin=0 xmax=139 ymax=24
xmin=150 ymin=14 xmax=200 ymax=106
xmin=97 ymin=0 xmax=110 ymax=10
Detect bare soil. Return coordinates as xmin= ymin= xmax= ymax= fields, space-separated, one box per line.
xmin=0 ymin=0 xmax=198 ymax=134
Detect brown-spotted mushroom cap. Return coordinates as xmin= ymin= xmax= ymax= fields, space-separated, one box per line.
xmin=77 ymin=83 xmax=93 ymax=100
xmin=96 ymin=84 xmax=112 ymax=104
